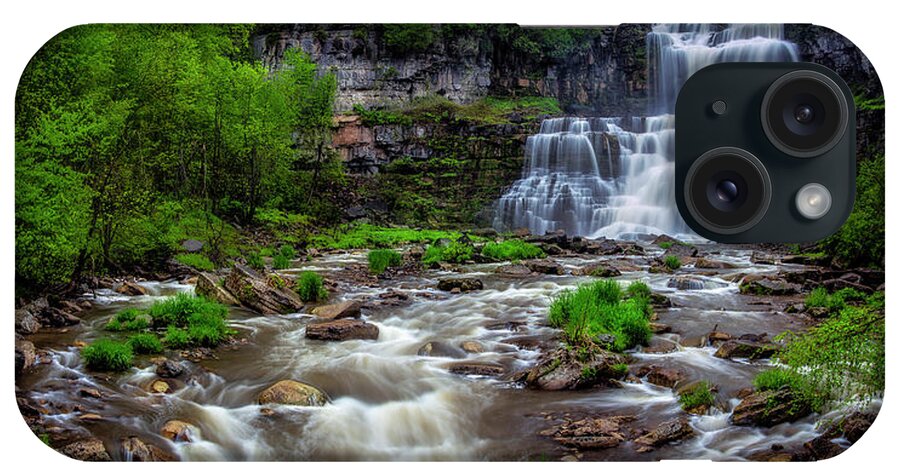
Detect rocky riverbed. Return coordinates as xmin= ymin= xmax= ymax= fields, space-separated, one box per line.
xmin=14 ymin=233 xmax=881 ymax=461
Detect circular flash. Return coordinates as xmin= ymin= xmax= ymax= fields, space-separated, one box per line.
xmin=795 ymin=183 xmax=832 ymax=220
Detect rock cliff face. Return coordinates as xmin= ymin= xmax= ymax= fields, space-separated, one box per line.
xmin=253 ymin=24 xmax=650 ymax=115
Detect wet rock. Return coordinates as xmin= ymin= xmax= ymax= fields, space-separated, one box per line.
xmin=806 ymin=306 xmax=831 ymax=319
xmin=747 ymin=446 xmax=797 ymax=462
xmin=501 ymin=335 xmax=554 ymax=351
xmin=731 ymin=388 xmax=811 ymax=427
xmin=642 ymin=339 xmax=678 ymax=354
xmin=224 ymin=264 xmax=303 ymax=315
xmin=471 ymin=227 xmax=498 ymax=238
xmin=667 ymin=276 xmax=706 ymax=290
xmin=539 ymin=415 xmax=636 ymax=449
xmin=15 ymin=309 xmax=40 ymax=334
xmin=646 ymin=367 xmax=686 ymax=388
xmin=523 ymin=259 xmax=565 ymax=275
xmin=120 ymin=436 xmax=176 ymax=461
xmin=311 ymin=300 xmax=362 ymax=320
xmin=693 ymin=258 xmax=737 ymax=269
xmin=59 ymin=438 xmax=111 ymax=461
xmin=148 ymin=380 xmax=171 ymax=394
xmin=495 ymin=264 xmax=533 ymax=276
xmin=417 ymin=341 xmax=466 ymax=358
xmin=257 ymin=380 xmax=329 ymax=406
xmin=706 ymin=331 xmax=733 ymax=345
xmin=376 ymin=290 xmax=410 ymax=306
xmin=713 ymin=340 xmax=778 ymax=360
xmin=782 ymin=254 xmax=831 ymax=266
xmin=525 ymin=347 xmax=626 ymax=391
xmin=15 ymin=339 xmax=36 ymax=377
xmin=195 ymin=272 xmax=240 ymax=306
xmin=740 ymin=275 xmax=801 ymax=295
xmin=540 ymin=243 xmax=568 ymax=256
xmin=115 ymin=281 xmax=148 ymax=296
xmin=750 ymin=251 xmax=777 ymax=265
xmin=633 ymin=418 xmax=695 ymax=452
xmin=306 ymin=319 xmax=379 ymax=341
xmin=79 ymin=413 xmax=104 ymax=421
xmin=484 ymin=320 xmax=526 ymax=331
xmin=841 ymin=412 xmax=876 ymax=443
xmin=39 ymin=307 xmax=81 ymax=327
xmin=461 ymin=341 xmax=484 ymax=353
xmin=161 ymin=420 xmax=199 ymax=442
xmin=78 ymin=387 xmax=102 ymax=399
xmin=154 ymin=358 xmax=186 ymax=379
xmin=436 ymin=278 xmax=483 ymax=292
xmin=574 ymin=263 xmax=622 ymax=277
xmin=802 ymin=434 xmax=845 ymax=460
xmin=649 ymin=323 xmax=672 ymax=334
xmin=447 ymin=361 xmax=506 ymax=377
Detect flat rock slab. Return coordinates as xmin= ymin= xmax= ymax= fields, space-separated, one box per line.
xmin=311 ymin=300 xmax=362 ymax=320
xmin=306 ymin=318 xmax=379 ymax=341
xmin=447 ymin=361 xmax=506 ymax=377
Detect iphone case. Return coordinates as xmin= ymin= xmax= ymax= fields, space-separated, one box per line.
xmin=14 ymin=23 xmax=884 ymax=461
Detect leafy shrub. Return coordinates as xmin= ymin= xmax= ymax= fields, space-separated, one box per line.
xmin=820 ymin=155 xmax=884 ymax=268
xmin=421 ymin=241 xmax=475 ymax=266
xmin=481 ymin=239 xmax=545 ymax=261
xmin=805 ymin=286 xmax=866 ymax=313
xmin=658 ymin=241 xmax=673 ymax=250
xmin=278 ymin=245 xmax=296 ymax=259
xmin=368 ymin=249 xmax=403 ymax=274
xmin=804 ymin=287 xmax=830 ymax=308
xmin=548 ymin=280 xmax=652 ymax=352
xmin=663 ymin=255 xmax=681 ymax=270
xmin=174 ymin=253 xmax=215 ymax=271
xmin=625 ymin=281 xmax=652 ymax=300
xmin=148 ymin=293 xmax=227 ymax=328
xmin=127 ymin=333 xmax=163 ymax=354
xmin=247 ymin=252 xmax=265 ymax=270
xmin=753 ymin=368 xmax=797 ymax=391
xmin=610 ymin=363 xmax=629 ymax=377
xmin=164 ymin=326 xmax=190 ymax=349
xmin=382 ymin=24 xmax=436 ymax=54
xmin=272 ymin=254 xmax=291 ymax=270
xmin=187 ymin=311 xmax=229 ymax=347
xmin=679 ymin=381 xmax=715 ymax=411
xmin=296 ymin=271 xmax=328 ymax=302
xmin=81 ymin=339 xmax=133 ymax=371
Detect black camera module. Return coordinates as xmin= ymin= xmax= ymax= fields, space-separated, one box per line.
xmin=761 ymin=70 xmax=849 ymax=158
xmin=683 ymin=147 xmax=771 ymax=235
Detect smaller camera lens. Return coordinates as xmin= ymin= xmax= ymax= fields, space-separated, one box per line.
xmin=793 ymin=104 xmax=815 ymax=124
xmin=715 ymin=180 xmax=739 ymax=203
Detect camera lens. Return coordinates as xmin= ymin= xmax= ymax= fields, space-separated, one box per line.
xmin=793 ymin=104 xmax=815 ymax=124
xmin=684 ymin=147 xmax=771 ymax=234
xmin=761 ymin=70 xmax=849 ymax=158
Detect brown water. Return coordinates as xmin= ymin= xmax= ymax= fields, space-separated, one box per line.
xmin=20 ymin=246 xmax=839 ymax=461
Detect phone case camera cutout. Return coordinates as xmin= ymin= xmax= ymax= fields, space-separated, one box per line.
xmin=14 ymin=23 xmax=884 ymax=461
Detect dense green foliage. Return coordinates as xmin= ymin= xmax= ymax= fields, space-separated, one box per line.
xmin=164 ymin=326 xmax=191 ymax=349
xmin=768 ymin=289 xmax=884 ymax=410
xmin=368 ymin=249 xmax=403 ymax=274
xmin=271 ymin=245 xmax=297 ymax=270
xmin=481 ymin=239 xmax=545 ymax=261
xmin=81 ymin=339 xmax=133 ymax=371
xmin=148 ymin=293 xmax=227 ymax=328
xmin=548 ymin=280 xmax=652 ymax=352
xmin=421 ymin=241 xmax=475 ymax=266
xmin=679 ymin=381 xmax=715 ymax=412
xmin=15 ymin=24 xmax=340 ymax=293
xmin=174 ymin=253 xmax=215 ymax=272
xmin=296 ymin=271 xmax=328 ymax=302
xmin=127 ymin=333 xmax=164 ymax=354
xmin=310 ymin=223 xmax=461 ymax=250
xmin=804 ymin=286 xmax=865 ymax=311
xmin=820 ymin=155 xmax=885 ymax=268
xmin=355 ymin=95 xmax=562 ymax=127
xmin=382 ymin=24 xmax=436 ymax=54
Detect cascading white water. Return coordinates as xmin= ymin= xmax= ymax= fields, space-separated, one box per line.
xmin=494 ymin=24 xmax=800 ymax=240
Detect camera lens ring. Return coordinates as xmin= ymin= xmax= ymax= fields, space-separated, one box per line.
xmin=684 ymin=147 xmax=772 ymax=235
xmin=761 ymin=70 xmax=849 ymax=158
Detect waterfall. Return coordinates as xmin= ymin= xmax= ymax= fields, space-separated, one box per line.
xmin=493 ymin=24 xmax=800 ymax=240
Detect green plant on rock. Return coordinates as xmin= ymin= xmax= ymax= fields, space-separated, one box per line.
xmin=309 ymin=223 xmax=463 ymax=250
xmin=422 ymin=241 xmax=475 ymax=266
xmin=148 ymin=293 xmax=227 ymax=329
xmin=679 ymin=381 xmax=715 ymax=412
xmin=548 ymin=279 xmax=652 ymax=352
xmin=81 ymin=339 xmax=133 ymax=371
xmin=663 ymin=255 xmax=682 ymax=271
xmin=610 ymin=363 xmax=629 ymax=377
xmin=272 ymin=254 xmax=291 ymax=270
xmin=804 ymin=286 xmax=866 ymax=313
xmin=368 ymin=249 xmax=403 ymax=274
xmin=164 ymin=326 xmax=190 ymax=349
xmin=105 ymin=309 xmax=150 ymax=332
xmin=127 ymin=333 xmax=163 ymax=354
xmin=481 ymin=239 xmax=545 ymax=261
xmin=247 ymin=252 xmax=265 ymax=270
xmin=296 ymin=271 xmax=328 ymax=302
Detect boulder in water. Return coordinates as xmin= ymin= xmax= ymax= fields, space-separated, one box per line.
xmin=14 ymin=338 xmax=35 ymax=378
xmin=59 ymin=438 xmax=111 ymax=461
xmin=224 ymin=264 xmax=304 ymax=315
xmin=731 ymin=388 xmax=811 ymax=427
xmin=417 ymin=341 xmax=466 ymax=358
xmin=120 ymin=436 xmax=176 ymax=461
xmin=305 ymin=319 xmax=379 ymax=341
xmin=436 ymin=278 xmax=483 ymax=292
xmin=196 ymin=272 xmax=240 ymax=306
xmin=495 ymin=263 xmax=533 ymax=276
xmin=539 ymin=415 xmax=636 ymax=450
xmin=523 ymin=259 xmax=565 ymax=275
xmin=633 ymin=418 xmax=695 ymax=452
xmin=160 ymin=420 xmax=199 ymax=442
xmin=525 ymin=347 xmax=626 ymax=390
xmin=460 ymin=341 xmax=484 ymax=353
xmin=739 ymin=274 xmax=801 ymax=295
xmin=646 ymin=366 xmax=686 ymax=388
xmin=693 ymin=257 xmax=737 ymax=269
xmin=154 ymin=358 xmax=186 ymax=379
xmin=15 ymin=309 xmax=40 ymax=335
xmin=257 ymin=379 xmax=329 ymax=407
xmin=115 ymin=281 xmax=148 ymax=296
xmin=311 ymin=300 xmax=362 ymax=320
xmin=447 ymin=361 xmax=506 ymax=377
xmin=666 ymin=276 xmax=706 ymax=290
xmin=713 ymin=339 xmax=778 ymax=360
xmin=574 ymin=263 xmax=622 ymax=277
